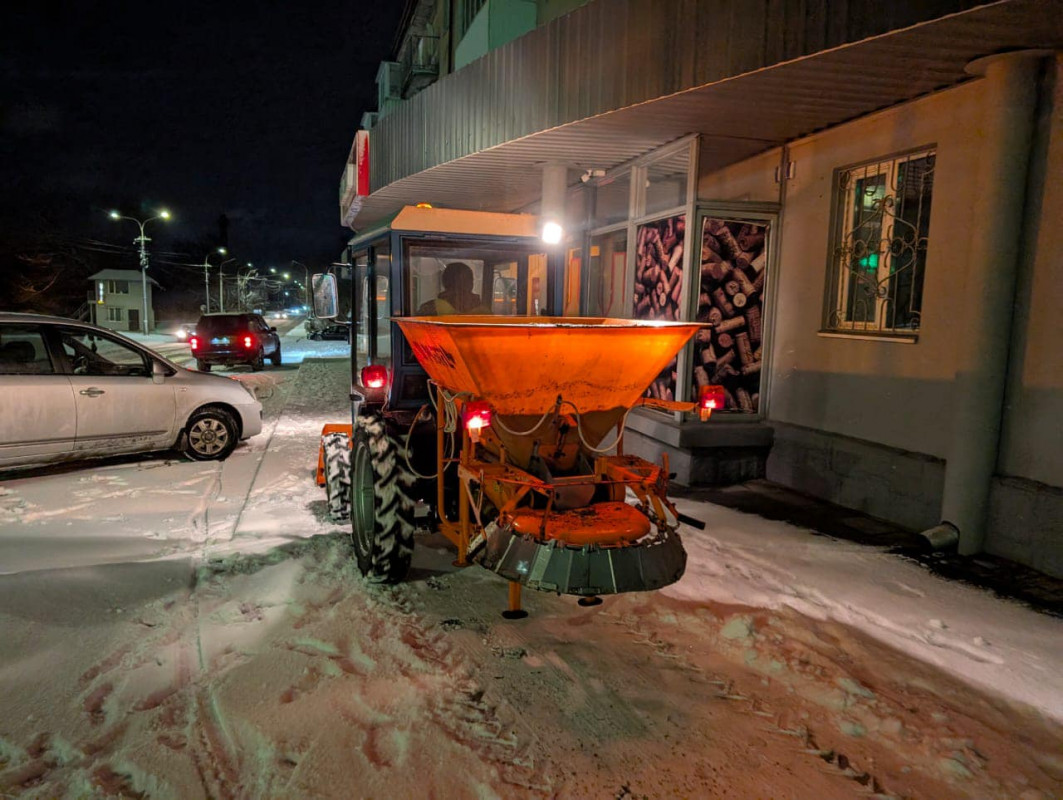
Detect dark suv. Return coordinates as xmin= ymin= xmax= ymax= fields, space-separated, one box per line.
xmin=190 ymin=313 xmax=281 ymax=371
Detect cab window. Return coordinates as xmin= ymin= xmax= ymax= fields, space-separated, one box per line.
xmin=404 ymin=240 xmax=548 ymax=317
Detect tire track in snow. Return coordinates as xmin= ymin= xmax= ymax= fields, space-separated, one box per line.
xmin=179 ymin=375 xmax=295 ymax=797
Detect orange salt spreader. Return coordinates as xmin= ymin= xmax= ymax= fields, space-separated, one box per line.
xmin=395 ymin=315 xmax=714 ymax=617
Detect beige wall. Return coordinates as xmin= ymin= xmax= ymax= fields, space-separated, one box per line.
xmin=696 ymin=65 xmax=1062 ymax=490
xmin=997 ymin=56 xmax=1063 ymax=487
xmin=701 ymin=83 xmax=983 ymax=459
xmin=697 ymin=147 xmax=780 ymax=203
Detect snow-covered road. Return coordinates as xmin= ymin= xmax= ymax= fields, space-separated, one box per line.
xmin=0 ymin=340 xmax=1060 ymax=799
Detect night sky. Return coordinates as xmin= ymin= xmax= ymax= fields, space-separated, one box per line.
xmin=0 ymin=1 xmax=404 ymax=310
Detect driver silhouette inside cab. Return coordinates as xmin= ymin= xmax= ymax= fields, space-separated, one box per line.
xmin=416 ymin=261 xmax=491 ymax=316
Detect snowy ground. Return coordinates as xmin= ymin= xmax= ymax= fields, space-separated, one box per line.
xmin=0 ymin=331 xmax=1060 ymax=798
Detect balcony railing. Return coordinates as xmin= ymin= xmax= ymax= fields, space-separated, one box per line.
xmin=400 ymin=34 xmax=440 ymax=97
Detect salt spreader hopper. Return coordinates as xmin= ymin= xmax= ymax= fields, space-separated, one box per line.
xmin=394 ymin=315 xmax=708 ymax=615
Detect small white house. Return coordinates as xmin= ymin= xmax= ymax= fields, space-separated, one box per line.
xmin=87 ymin=269 xmax=160 ymax=333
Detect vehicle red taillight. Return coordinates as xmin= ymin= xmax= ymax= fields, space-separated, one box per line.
xmin=462 ymin=400 xmax=492 ymax=442
xmin=243 ymin=335 xmax=254 ymax=349
xmin=361 ymin=364 xmax=388 ymax=389
xmin=189 ymin=336 xmax=199 ymax=350
xmin=698 ymin=385 xmax=726 ymax=421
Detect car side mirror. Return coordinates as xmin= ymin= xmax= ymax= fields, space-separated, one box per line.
xmin=270 ymin=326 xmax=277 ymax=332
xmin=152 ymin=359 xmax=167 ymax=384
xmin=312 ymin=273 xmax=338 ymax=319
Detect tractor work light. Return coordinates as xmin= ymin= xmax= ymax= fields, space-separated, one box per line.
xmin=361 ymin=364 xmax=388 ymax=389
xmin=698 ymin=384 xmax=727 ymax=421
xmin=541 ymin=220 xmax=563 ymax=245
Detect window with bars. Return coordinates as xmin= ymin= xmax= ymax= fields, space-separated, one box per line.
xmin=825 ymin=149 xmax=935 ymax=334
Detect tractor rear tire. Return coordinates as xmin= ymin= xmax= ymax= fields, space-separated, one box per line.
xmin=322 ymin=432 xmax=352 ymax=522
xmin=350 ymin=411 xmax=415 ymax=584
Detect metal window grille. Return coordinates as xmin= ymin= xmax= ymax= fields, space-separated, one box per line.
xmin=826 ymin=149 xmax=935 ymax=334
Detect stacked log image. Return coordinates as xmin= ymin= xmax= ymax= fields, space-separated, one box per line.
xmin=635 ymin=214 xmax=686 ymax=401
xmin=693 ymin=218 xmax=768 ymax=412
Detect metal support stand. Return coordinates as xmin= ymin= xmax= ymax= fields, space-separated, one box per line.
xmin=501 ymin=581 xmax=528 ymax=619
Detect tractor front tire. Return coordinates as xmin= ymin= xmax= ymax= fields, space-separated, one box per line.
xmin=322 ymin=432 xmax=352 ymax=522
xmin=351 ymin=412 xmax=415 ymax=584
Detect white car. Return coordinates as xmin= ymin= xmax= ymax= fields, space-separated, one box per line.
xmin=0 ymin=313 xmax=263 ymax=469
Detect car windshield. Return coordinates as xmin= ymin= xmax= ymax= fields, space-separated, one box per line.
xmin=196 ymin=315 xmax=249 ymax=335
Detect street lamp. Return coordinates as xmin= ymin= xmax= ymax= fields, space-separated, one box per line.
xmin=202 ymin=247 xmax=227 ymax=312
xmin=108 ymin=208 xmax=171 ymax=334
xmin=291 ymin=260 xmax=310 ymax=292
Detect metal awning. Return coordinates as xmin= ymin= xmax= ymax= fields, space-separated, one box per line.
xmin=350 ymin=0 xmax=1061 ymax=229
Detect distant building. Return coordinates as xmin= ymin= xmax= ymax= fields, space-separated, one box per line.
xmin=87 ymin=269 xmax=160 ymax=333
xmin=342 ymin=0 xmax=1063 ymax=577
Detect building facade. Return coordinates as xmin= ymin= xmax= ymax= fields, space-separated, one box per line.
xmin=341 ymin=0 xmax=1063 ymax=577
xmin=88 ymin=269 xmax=158 ymax=333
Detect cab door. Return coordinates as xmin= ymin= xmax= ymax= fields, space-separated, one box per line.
xmin=0 ymin=323 xmax=77 ymax=466
xmin=56 ymin=326 xmax=178 ymax=457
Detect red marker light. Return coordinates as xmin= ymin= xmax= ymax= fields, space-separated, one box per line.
xmin=243 ymin=335 xmax=254 ymax=349
xmin=189 ymin=336 xmax=199 ymax=350
xmin=462 ymin=400 xmax=492 ymax=441
xmin=361 ymin=364 xmax=388 ymax=389
xmin=698 ymin=385 xmax=726 ymax=421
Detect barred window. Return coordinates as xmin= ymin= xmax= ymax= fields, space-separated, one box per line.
xmin=826 ymin=149 xmax=935 ymax=334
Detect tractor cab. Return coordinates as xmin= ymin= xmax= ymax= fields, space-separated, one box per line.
xmin=313 ymin=206 xmax=560 ymax=414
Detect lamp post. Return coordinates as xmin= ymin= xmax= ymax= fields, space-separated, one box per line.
xmin=291 ymin=260 xmax=310 ymax=298
xmin=202 ymin=247 xmax=227 ymax=312
xmin=108 ymin=208 xmax=171 ymax=334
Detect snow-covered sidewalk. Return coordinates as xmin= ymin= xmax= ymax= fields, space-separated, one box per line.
xmin=670 ymin=498 xmax=1063 ymax=722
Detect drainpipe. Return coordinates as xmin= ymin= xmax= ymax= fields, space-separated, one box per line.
xmin=927 ymin=50 xmax=1049 ymax=555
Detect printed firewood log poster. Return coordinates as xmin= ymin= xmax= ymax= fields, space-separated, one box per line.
xmin=693 ymin=217 xmax=769 ymax=412
xmin=634 ymin=214 xmax=686 ymax=401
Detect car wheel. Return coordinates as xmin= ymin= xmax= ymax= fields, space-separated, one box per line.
xmin=270 ymin=343 xmax=282 ymax=366
xmin=196 ymin=360 xmax=211 ymax=372
xmin=185 ymin=406 xmax=239 ymax=461
xmin=350 ymin=411 xmax=415 ymax=583
xmin=250 ymin=350 xmax=264 ymax=371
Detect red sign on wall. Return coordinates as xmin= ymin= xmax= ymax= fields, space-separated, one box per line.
xmin=354 ymin=129 xmax=370 ymax=197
